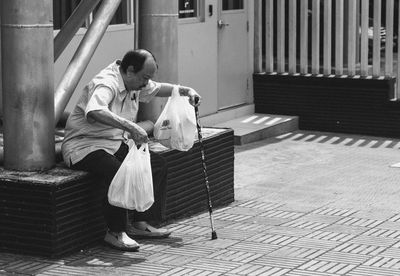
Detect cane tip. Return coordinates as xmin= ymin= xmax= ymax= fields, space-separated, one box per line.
xmin=211 ymin=231 xmax=218 ymax=240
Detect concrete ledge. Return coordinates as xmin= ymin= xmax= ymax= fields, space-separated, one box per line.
xmin=214 ymin=114 xmax=299 ymax=145
xmin=200 ymin=104 xmax=255 ymax=127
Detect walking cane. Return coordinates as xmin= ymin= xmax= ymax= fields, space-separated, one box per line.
xmin=194 ymin=103 xmax=217 ymax=240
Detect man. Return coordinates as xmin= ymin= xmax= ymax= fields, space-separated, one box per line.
xmin=61 ymin=49 xmax=201 ymax=251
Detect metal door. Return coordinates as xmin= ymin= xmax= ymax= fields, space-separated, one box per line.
xmin=217 ymin=0 xmax=249 ymax=110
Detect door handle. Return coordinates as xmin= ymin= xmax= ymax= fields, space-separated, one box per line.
xmin=218 ymin=20 xmax=229 ymax=28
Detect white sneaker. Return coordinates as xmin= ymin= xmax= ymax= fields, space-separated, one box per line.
xmin=104 ymin=231 xmax=140 ymax=251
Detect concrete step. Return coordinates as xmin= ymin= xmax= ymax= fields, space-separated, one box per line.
xmin=213 ymin=113 xmax=299 ymax=145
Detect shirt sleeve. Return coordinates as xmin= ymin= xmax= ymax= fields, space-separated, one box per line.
xmin=138 ymin=80 xmax=161 ymax=103
xmin=85 ymin=86 xmax=114 ymax=118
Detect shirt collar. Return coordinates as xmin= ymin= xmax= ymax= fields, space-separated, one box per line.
xmin=115 ymin=60 xmax=127 ymax=93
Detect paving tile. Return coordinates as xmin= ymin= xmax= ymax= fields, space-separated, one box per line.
xmin=285 ymin=270 xmax=340 ymax=276
xmin=280 ymin=220 xmax=329 ymax=231
xmin=312 ymin=207 xmax=357 ymax=217
xmin=221 ymin=220 xmax=269 ymax=234
xmin=335 ymin=217 xmax=384 ymax=228
xmin=277 ymin=204 xmax=321 ymax=214
xmin=362 ymin=228 xmax=400 ymax=239
xmin=206 ymin=227 xmax=260 ymax=241
xmin=213 ymin=212 xmax=253 ymax=222
xmin=333 ymin=243 xmax=386 ymax=256
xmin=113 ymin=264 xmax=177 ymax=276
xmin=290 ymin=237 xmax=340 ymax=251
xmin=220 ymin=206 xmax=266 ymax=216
xmin=161 ymin=245 xmax=217 ymax=258
xmin=196 ymin=238 xmax=240 ymax=249
xmin=2 ymin=259 xmax=60 ymax=275
xmin=247 ymin=233 xmax=298 ymax=246
xmin=267 ymin=226 xmax=314 ymax=237
xmin=297 ymin=259 xmax=357 ymax=275
xmin=167 ymin=224 xmax=210 ymax=236
xmin=268 ymin=246 xmax=324 ymax=259
xmin=351 ymin=210 xmax=397 ymax=221
xmin=183 ymin=258 xmax=241 ymax=273
xmin=208 ymin=249 xmax=263 ymax=263
xmin=380 ymin=247 xmax=400 ymax=258
xmin=300 ymin=213 xmax=343 ymax=225
xmin=229 ymin=264 xmax=290 ymax=276
xmin=250 ymin=255 xmax=307 ymax=269
xmin=315 ymin=251 xmax=370 ymax=265
xmin=237 ymin=200 xmax=283 ymax=211
xmin=347 ymin=265 xmax=400 ymax=276
xmin=377 ymin=221 xmax=400 ymax=231
xmin=389 ymin=214 xmax=400 ymax=222
xmin=260 ymin=209 xmax=305 ymax=220
xmin=304 ymin=230 xmax=355 ymax=242
xmin=183 ymin=217 xmax=236 ymax=230
xmin=146 ymin=252 xmax=197 ymax=266
xmin=323 ymin=224 xmax=370 ymax=235
xmin=350 ymin=235 xmax=399 ymax=247
xmin=229 ymin=241 xmax=280 ymax=254
xmin=247 ymin=216 xmax=293 ymax=227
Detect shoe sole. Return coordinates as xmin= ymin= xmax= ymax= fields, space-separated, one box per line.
xmin=127 ymin=232 xmax=171 ymax=240
xmin=103 ymin=240 xmax=140 ymax=252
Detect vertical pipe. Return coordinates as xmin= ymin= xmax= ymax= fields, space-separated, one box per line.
xmin=323 ymin=0 xmax=332 ymax=75
xmin=288 ymin=0 xmax=297 ymax=74
xmin=385 ymin=0 xmax=394 ymax=76
xmin=277 ymin=0 xmax=285 ymax=73
xmin=311 ymin=0 xmax=320 ymax=74
xmin=372 ymin=0 xmax=381 ymax=77
xmin=300 ymin=0 xmax=308 ymax=74
xmin=1 ymin=0 xmax=55 ymax=171
xmin=254 ymin=0 xmax=263 ymax=73
xmin=335 ymin=0 xmax=344 ymax=75
xmin=265 ymin=0 xmax=274 ymax=73
xmin=347 ymin=0 xmax=357 ymax=75
xmin=397 ymin=1 xmax=400 ymax=99
xmin=360 ymin=0 xmax=369 ymax=76
xmin=138 ymin=0 xmax=178 ymax=123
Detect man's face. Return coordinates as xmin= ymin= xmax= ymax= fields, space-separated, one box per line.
xmin=126 ymin=58 xmax=157 ymax=91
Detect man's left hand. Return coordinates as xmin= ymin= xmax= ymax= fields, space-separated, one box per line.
xmin=187 ymin=88 xmax=201 ymax=107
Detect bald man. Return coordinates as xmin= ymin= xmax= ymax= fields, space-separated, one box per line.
xmin=62 ymin=49 xmax=201 ymax=251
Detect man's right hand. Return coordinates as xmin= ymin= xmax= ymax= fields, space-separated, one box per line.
xmin=128 ymin=123 xmax=149 ymax=144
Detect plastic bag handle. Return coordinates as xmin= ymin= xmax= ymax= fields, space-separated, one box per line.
xmin=171 ymin=85 xmax=180 ymax=98
xmin=138 ymin=143 xmax=148 ymax=153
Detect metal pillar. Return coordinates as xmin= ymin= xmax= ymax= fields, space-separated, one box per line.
xmin=54 ymin=0 xmax=122 ymax=125
xmin=138 ymin=0 xmax=179 ymax=123
xmin=1 ymin=0 xmax=55 ymax=171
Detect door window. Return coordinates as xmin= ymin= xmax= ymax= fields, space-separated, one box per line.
xmin=179 ymin=0 xmax=197 ymax=19
xmin=222 ymin=0 xmax=243 ymax=11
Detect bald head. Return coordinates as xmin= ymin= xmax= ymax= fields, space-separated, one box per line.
xmin=120 ymin=49 xmax=158 ymax=74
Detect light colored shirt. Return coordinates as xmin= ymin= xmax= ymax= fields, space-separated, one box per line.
xmin=62 ymin=60 xmax=161 ymax=166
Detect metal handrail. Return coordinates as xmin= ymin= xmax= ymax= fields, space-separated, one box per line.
xmin=54 ymin=0 xmax=122 ymax=125
xmin=54 ymin=0 xmax=101 ymax=61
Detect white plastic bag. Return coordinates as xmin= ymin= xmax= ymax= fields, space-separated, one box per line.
xmin=108 ymin=143 xmax=154 ymax=211
xmin=154 ymin=85 xmax=197 ymax=151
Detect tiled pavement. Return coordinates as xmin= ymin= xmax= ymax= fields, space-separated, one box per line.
xmin=3 ymin=130 xmax=400 ymax=275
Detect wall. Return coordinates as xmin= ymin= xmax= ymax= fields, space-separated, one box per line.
xmin=254 ymin=74 xmax=400 ymax=138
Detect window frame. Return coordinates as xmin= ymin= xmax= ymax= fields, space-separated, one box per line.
xmin=53 ymin=0 xmax=135 ymax=33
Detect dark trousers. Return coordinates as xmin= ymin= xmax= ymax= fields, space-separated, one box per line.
xmin=72 ymin=142 xmax=167 ymax=232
